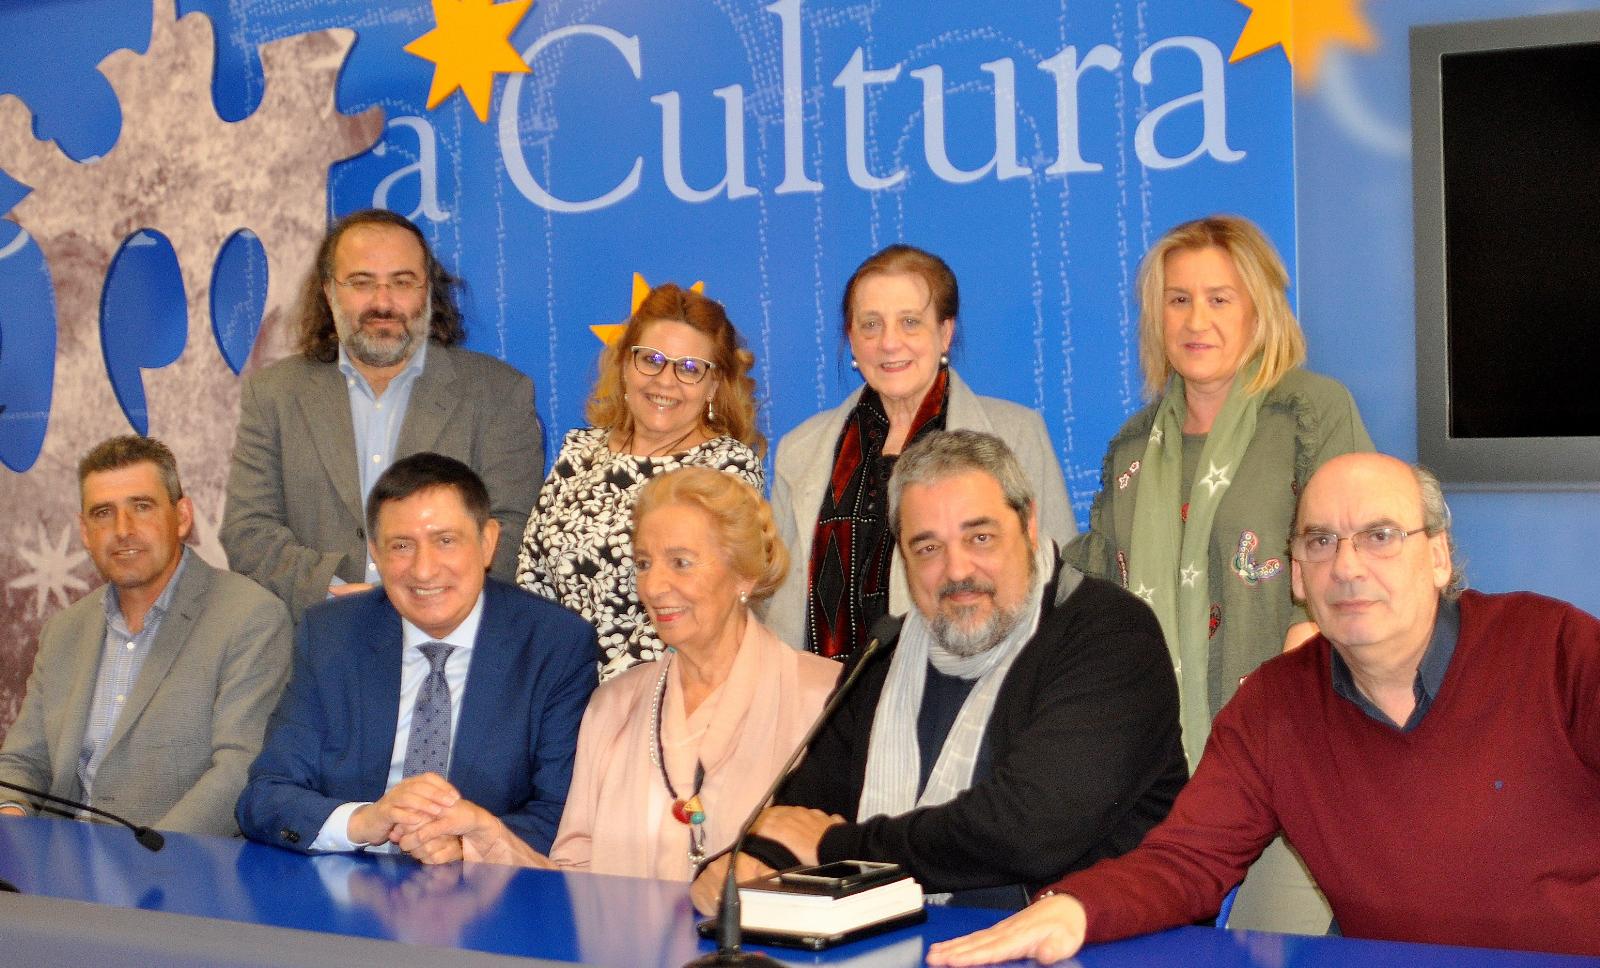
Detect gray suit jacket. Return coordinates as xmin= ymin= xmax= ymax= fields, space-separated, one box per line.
xmin=762 ymin=370 xmax=1078 ymax=648
xmin=0 ymin=553 xmax=292 ymax=835
xmin=221 ymin=343 xmax=541 ymax=621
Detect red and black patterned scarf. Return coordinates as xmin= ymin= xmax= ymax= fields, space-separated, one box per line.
xmin=804 ymin=368 xmax=950 ymax=659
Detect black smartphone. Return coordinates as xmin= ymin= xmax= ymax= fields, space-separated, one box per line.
xmin=777 ymin=860 xmax=899 ymax=890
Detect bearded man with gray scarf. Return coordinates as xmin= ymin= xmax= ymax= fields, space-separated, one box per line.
xmin=695 ymin=430 xmax=1188 ymax=911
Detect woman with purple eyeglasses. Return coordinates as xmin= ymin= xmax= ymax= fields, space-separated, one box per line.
xmin=517 ymin=284 xmax=764 ymax=680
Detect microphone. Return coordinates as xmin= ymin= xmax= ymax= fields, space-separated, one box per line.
xmin=686 ymin=613 xmax=902 ymax=968
xmin=0 ymin=779 xmax=165 ymax=851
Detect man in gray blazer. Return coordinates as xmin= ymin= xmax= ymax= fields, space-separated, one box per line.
xmin=0 ymin=435 xmax=292 ymax=836
xmin=221 ymin=209 xmax=540 ymax=622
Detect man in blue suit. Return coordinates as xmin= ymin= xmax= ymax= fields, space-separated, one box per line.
xmin=237 ymin=453 xmax=596 ymax=861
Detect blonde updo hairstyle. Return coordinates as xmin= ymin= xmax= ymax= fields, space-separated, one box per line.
xmin=632 ymin=467 xmax=788 ymax=602
xmin=587 ymin=283 xmax=767 ymax=456
xmin=1135 ymin=214 xmax=1307 ymax=400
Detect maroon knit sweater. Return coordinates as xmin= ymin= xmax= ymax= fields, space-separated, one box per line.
xmin=1045 ymin=590 xmax=1600 ymax=956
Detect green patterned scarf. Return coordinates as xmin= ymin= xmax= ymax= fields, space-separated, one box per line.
xmin=1127 ymin=360 xmax=1262 ymax=769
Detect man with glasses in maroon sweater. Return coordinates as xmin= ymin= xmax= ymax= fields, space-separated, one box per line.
xmin=930 ymin=452 xmax=1600 ymax=964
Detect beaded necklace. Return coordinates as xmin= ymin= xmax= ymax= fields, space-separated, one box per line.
xmin=648 ymin=651 xmax=707 ymax=873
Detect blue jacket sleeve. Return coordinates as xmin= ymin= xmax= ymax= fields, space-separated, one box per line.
xmin=235 ymin=617 xmax=350 ymax=851
xmin=495 ymin=617 xmax=597 ymax=853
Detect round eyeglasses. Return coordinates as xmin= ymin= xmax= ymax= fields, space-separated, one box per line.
xmin=1289 ymin=526 xmax=1427 ymax=563
xmin=630 ymin=345 xmax=715 ymax=385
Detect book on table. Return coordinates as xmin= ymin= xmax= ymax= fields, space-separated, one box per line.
xmin=737 ymin=861 xmax=925 ymax=937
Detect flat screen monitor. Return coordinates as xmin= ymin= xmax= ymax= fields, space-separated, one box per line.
xmin=1412 ymin=11 xmax=1600 ymax=487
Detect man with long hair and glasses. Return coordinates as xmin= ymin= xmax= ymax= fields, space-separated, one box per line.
xmin=222 ymin=209 xmax=540 ymax=622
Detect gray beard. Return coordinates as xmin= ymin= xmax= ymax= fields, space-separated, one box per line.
xmin=931 ymin=597 xmax=1027 ymax=659
xmin=334 ymin=300 xmax=430 ymax=369
xmin=927 ymin=543 xmax=1040 ymax=659
xmin=347 ymin=325 xmax=414 ymax=368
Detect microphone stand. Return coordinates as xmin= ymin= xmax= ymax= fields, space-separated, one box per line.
xmin=685 ymin=615 xmax=900 ymax=968
xmin=0 ymin=778 xmax=165 ymax=851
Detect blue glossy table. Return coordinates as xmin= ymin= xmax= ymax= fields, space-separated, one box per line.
xmin=0 ymin=817 xmax=1592 ymax=968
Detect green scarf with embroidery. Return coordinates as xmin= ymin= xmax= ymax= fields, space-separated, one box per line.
xmin=1127 ymin=361 xmax=1263 ymax=769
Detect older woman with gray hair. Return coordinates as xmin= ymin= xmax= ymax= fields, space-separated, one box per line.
xmin=765 ymin=244 xmax=1076 ymax=663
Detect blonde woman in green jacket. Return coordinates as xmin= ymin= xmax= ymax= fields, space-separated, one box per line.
xmin=1068 ymin=214 xmax=1372 ymax=935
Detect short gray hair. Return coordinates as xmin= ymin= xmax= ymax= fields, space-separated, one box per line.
xmin=1414 ymin=464 xmax=1466 ymax=601
xmin=888 ymin=430 xmax=1035 ymax=536
xmin=79 ymin=435 xmax=183 ymax=504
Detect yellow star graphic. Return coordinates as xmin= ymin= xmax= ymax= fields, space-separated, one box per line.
xmin=1229 ymin=0 xmax=1376 ymax=89
xmin=589 ymin=274 xmax=706 ymax=345
xmin=404 ymin=0 xmax=533 ymax=123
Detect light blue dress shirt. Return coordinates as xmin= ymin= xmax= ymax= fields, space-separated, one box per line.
xmin=77 ymin=549 xmax=191 ymax=805
xmin=310 ymin=589 xmax=483 ymax=852
xmin=335 ymin=338 xmax=428 ymax=585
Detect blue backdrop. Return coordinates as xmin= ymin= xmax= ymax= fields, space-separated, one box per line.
xmin=0 ymin=0 xmax=1291 ymax=493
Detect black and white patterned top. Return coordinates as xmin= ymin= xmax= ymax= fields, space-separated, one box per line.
xmin=516 ymin=427 xmax=765 ymax=680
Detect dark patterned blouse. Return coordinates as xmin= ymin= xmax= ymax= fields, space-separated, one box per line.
xmin=516 ymin=427 xmax=764 ymax=680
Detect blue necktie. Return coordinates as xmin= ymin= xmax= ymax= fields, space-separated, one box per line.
xmin=402 ymin=643 xmax=455 ymax=779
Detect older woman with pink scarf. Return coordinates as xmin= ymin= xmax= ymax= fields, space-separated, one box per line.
xmin=402 ymin=468 xmax=839 ymax=879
